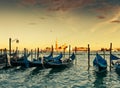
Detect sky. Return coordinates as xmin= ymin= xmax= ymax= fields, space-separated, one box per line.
xmin=0 ymin=0 xmax=120 ymax=50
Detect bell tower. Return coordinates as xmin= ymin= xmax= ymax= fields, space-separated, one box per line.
xmin=55 ymin=39 xmax=58 ymax=51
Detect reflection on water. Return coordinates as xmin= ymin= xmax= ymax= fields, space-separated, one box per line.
xmin=93 ymin=71 xmax=107 ymax=88
xmin=30 ymin=67 xmax=42 ymax=76
xmin=48 ymin=67 xmax=67 ymax=74
xmin=45 ymin=67 xmax=67 ymax=80
xmin=115 ymin=69 xmax=120 ymax=76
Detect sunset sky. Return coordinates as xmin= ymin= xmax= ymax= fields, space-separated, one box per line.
xmin=0 ymin=0 xmax=120 ymax=50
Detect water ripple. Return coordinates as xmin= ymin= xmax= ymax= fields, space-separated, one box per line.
xmin=0 ymin=54 xmax=120 ymax=88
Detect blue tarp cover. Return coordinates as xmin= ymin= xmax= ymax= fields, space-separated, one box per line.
xmin=93 ymin=53 xmax=107 ymax=67
xmin=110 ymin=54 xmax=120 ymax=60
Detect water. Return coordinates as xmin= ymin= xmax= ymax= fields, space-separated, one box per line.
xmin=0 ymin=52 xmax=120 ymax=88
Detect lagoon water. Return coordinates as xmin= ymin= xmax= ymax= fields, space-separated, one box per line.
xmin=0 ymin=51 xmax=120 ymax=88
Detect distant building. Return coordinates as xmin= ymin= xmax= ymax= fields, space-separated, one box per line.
xmin=101 ymin=48 xmax=110 ymax=51
xmin=42 ymin=47 xmax=52 ymax=52
xmin=57 ymin=44 xmax=68 ymax=51
xmin=55 ymin=40 xmax=68 ymax=51
xmin=73 ymin=47 xmax=88 ymax=51
xmin=114 ymin=48 xmax=120 ymax=51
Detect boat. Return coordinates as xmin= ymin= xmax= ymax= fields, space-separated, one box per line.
xmin=10 ymin=53 xmax=31 ymax=68
xmin=46 ymin=52 xmax=76 ymax=68
xmin=10 ymin=52 xmax=53 ymax=68
xmin=0 ymin=54 xmax=6 ymax=64
xmin=28 ymin=52 xmax=53 ymax=67
xmin=110 ymin=54 xmax=120 ymax=75
xmin=10 ymin=52 xmax=75 ymax=69
xmin=43 ymin=52 xmax=53 ymax=62
xmin=29 ymin=59 xmax=43 ymax=67
xmin=93 ymin=53 xmax=107 ymax=73
xmin=29 ymin=52 xmax=69 ymax=68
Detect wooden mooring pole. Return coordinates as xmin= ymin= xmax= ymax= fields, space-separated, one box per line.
xmin=0 ymin=49 xmax=2 ymax=55
xmin=75 ymin=46 xmax=77 ymax=65
xmin=9 ymin=38 xmax=11 ymax=58
xmin=37 ymin=48 xmax=39 ymax=60
xmin=103 ymin=49 xmax=105 ymax=59
xmin=88 ymin=44 xmax=90 ymax=70
xmin=110 ymin=43 xmax=112 ymax=72
xmin=51 ymin=45 xmax=53 ymax=58
xmin=4 ymin=48 xmax=8 ymax=67
xmin=23 ymin=48 xmax=25 ymax=56
xmin=69 ymin=45 xmax=71 ymax=59
xmin=63 ymin=48 xmax=65 ymax=58
xmin=35 ymin=48 xmax=36 ymax=59
xmin=31 ymin=49 xmax=33 ymax=61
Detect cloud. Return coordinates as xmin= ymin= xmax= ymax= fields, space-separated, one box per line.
xmin=109 ymin=26 xmax=120 ymax=33
xmin=110 ymin=9 xmax=120 ymax=23
xmin=90 ymin=5 xmax=120 ymax=33
xmin=97 ymin=16 xmax=106 ymax=19
xmin=94 ymin=4 xmax=113 ymax=14
xmin=46 ymin=0 xmax=95 ymax=11
xmin=40 ymin=17 xmax=46 ymax=19
xmin=90 ymin=1 xmax=120 ymax=19
xmin=20 ymin=0 xmax=37 ymax=6
xmin=111 ymin=20 xmax=120 ymax=23
xmin=19 ymin=0 xmax=95 ymax=11
xmin=28 ymin=22 xmax=37 ymax=25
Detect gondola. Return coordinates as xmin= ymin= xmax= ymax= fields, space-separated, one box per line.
xmin=28 ymin=52 xmax=53 ymax=67
xmin=10 ymin=53 xmax=31 ymax=68
xmin=0 ymin=54 xmax=6 ymax=64
xmin=93 ymin=53 xmax=107 ymax=73
xmin=10 ymin=52 xmax=53 ymax=68
xmin=46 ymin=52 xmax=76 ymax=68
xmin=110 ymin=54 xmax=120 ymax=75
xmin=10 ymin=52 xmax=76 ymax=69
xmin=10 ymin=51 xmax=31 ymax=67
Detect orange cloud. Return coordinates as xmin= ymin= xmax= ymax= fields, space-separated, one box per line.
xmin=111 ymin=20 xmax=120 ymax=23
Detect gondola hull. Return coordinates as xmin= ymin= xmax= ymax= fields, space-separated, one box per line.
xmin=110 ymin=54 xmax=120 ymax=75
xmin=93 ymin=65 xmax=107 ymax=73
xmin=115 ymin=64 xmax=120 ymax=75
xmin=10 ymin=52 xmax=75 ymax=69
xmin=10 ymin=61 xmax=27 ymax=67
xmin=93 ymin=53 xmax=107 ymax=73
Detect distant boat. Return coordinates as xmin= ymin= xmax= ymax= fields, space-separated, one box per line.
xmin=110 ymin=54 xmax=120 ymax=75
xmin=93 ymin=53 xmax=107 ymax=73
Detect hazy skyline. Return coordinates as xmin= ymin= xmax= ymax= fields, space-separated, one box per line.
xmin=0 ymin=0 xmax=120 ymax=50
